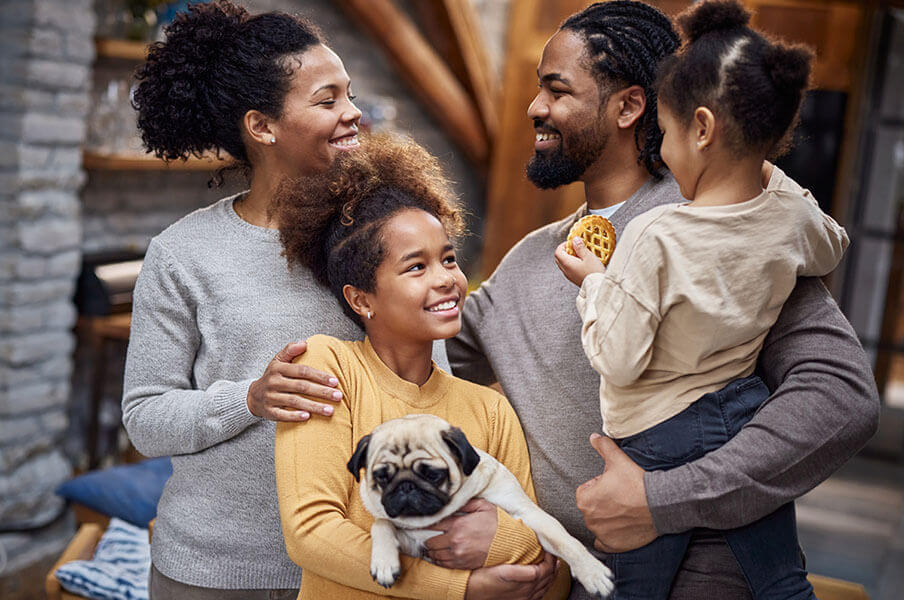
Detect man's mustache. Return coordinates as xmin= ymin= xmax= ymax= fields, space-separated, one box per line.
xmin=532 ymin=118 xmax=561 ymax=136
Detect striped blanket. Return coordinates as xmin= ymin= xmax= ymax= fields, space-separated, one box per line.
xmin=55 ymin=518 xmax=150 ymax=600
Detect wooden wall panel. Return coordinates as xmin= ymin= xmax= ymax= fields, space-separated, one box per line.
xmin=480 ymin=0 xmax=587 ymax=277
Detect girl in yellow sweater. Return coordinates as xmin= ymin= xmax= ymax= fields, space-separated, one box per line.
xmin=273 ymin=134 xmax=569 ymax=600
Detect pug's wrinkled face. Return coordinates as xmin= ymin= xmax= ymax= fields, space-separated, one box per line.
xmin=347 ymin=414 xmax=480 ymax=520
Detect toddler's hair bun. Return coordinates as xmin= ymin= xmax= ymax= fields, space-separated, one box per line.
xmin=678 ymin=0 xmax=751 ymax=42
xmin=763 ymin=43 xmax=813 ymax=93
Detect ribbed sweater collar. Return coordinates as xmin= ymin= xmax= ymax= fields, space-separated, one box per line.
xmin=360 ymin=337 xmax=451 ymax=409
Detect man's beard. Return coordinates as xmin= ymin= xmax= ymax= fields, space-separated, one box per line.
xmin=526 ymin=122 xmax=609 ymax=190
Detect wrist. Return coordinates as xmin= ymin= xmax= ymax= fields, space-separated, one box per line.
xmin=644 ymin=468 xmax=691 ymax=535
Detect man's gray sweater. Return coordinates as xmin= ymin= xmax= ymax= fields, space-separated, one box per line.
xmin=447 ymin=170 xmax=879 ymax=596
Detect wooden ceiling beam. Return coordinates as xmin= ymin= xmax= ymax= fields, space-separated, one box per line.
xmin=338 ymin=0 xmax=489 ymax=166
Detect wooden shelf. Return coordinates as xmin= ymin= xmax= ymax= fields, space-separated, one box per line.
xmin=82 ymin=151 xmax=231 ymax=172
xmin=94 ymin=37 xmax=150 ymax=61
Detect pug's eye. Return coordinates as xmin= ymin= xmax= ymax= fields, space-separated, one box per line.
xmin=373 ymin=467 xmax=391 ymax=486
xmin=417 ymin=465 xmax=448 ymax=485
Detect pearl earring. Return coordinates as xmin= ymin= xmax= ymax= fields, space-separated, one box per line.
xmin=270 ymin=136 xmax=276 ymax=144
xmin=367 ymin=311 xmax=373 ymax=320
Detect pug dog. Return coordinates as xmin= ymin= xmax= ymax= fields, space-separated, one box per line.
xmin=346 ymin=414 xmax=614 ymax=598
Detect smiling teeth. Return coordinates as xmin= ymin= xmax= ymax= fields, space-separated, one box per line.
xmin=331 ymin=136 xmax=359 ymax=147
xmin=536 ymin=133 xmax=560 ymax=142
xmin=428 ymin=300 xmax=457 ymax=312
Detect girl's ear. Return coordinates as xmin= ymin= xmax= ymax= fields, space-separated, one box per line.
xmin=693 ymin=106 xmax=716 ymax=152
xmin=243 ymin=109 xmax=276 ymax=147
xmin=343 ymin=285 xmax=373 ymax=321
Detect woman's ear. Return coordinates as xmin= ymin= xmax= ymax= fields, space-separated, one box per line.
xmin=243 ymin=109 xmax=277 ymax=147
xmin=615 ymin=85 xmax=647 ymax=130
xmin=343 ymin=285 xmax=373 ymax=321
xmin=693 ymin=106 xmax=716 ymax=152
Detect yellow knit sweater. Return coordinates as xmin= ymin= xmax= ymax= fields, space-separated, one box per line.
xmin=275 ymin=335 xmax=571 ymax=600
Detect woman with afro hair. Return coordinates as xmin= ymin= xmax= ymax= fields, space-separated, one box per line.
xmin=122 ymin=1 xmax=369 ymax=597
xmin=273 ymin=132 xmax=569 ymax=600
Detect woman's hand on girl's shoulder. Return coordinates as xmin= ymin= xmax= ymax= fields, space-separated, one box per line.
xmin=247 ymin=340 xmax=343 ymax=422
xmin=465 ymin=552 xmax=558 ymax=600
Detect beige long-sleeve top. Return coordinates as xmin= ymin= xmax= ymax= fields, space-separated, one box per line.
xmin=578 ymin=184 xmax=849 ymax=438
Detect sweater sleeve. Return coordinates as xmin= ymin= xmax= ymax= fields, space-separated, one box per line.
xmin=644 ymin=276 xmax=880 ymax=533
xmin=121 ymin=239 xmax=259 ymax=457
xmin=575 ymin=219 xmax=662 ymax=388
xmin=275 ymin=337 xmax=470 ymax=600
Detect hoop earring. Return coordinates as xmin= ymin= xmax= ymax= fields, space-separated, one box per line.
xmin=366 ymin=311 xmax=373 ymax=320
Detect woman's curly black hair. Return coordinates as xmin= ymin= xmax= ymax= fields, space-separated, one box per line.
xmin=656 ymin=0 xmax=813 ymax=158
xmin=276 ymin=133 xmax=465 ymax=327
xmin=132 ymin=0 xmax=323 ymax=173
xmin=561 ymin=1 xmax=680 ymax=179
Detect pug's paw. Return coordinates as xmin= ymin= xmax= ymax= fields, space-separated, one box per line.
xmin=370 ymin=554 xmax=402 ymax=588
xmin=570 ymin=555 xmax=615 ymax=598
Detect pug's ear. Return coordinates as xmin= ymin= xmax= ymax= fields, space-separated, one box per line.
xmin=441 ymin=427 xmax=480 ymax=476
xmin=347 ymin=434 xmax=371 ymax=482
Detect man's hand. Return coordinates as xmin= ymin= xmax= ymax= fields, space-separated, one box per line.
xmin=247 ymin=340 xmax=342 ymax=422
xmin=554 ymin=238 xmax=606 ymax=287
xmin=576 ymin=433 xmax=657 ymax=553
xmin=465 ymin=552 xmax=558 ymax=600
xmin=424 ymin=498 xmax=497 ymax=570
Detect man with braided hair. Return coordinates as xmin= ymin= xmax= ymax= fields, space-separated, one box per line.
xmin=445 ymin=1 xmax=878 ymax=598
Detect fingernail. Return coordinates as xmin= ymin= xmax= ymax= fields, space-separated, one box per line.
xmin=332 ymin=390 xmax=343 ymax=400
xmin=328 ymin=377 xmax=339 ymax=386
xmin=300 ymin=411 xmax=310 ymax=420
xmin=590 ymin=432 xmax=601 ymax=440
xmin=323 ymin=406 xmax=333 ymax=415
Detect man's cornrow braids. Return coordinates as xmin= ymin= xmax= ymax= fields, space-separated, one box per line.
xmin=562 ymin=1 xmax=679 ymax=178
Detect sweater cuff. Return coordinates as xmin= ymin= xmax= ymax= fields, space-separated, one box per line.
xmin=446 ymin=569 xmax=471 ymax=600
xmin=213 ymin=379 xmax=261 ymax=436
xmin=485 ymin=507 xmax=542 ymax=566
xmin=644 ymin=466 xmax=698 ymax=535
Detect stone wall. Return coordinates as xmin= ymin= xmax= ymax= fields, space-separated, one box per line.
xmin=0 ymin=0 xmax=95 ymax=596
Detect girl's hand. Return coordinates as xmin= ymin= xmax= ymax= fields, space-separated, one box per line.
xmin=247 ymin=340 xmax=343 ymax=421
xmin=424 ymin=498 xmax=497 ymax=569
xmin=465 ymin=552 xmax=558 ymax=600
xmin=554 ymin=238 xmax=606 ymax=287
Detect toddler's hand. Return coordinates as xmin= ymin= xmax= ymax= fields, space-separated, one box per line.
xmin=555 ymin=238 xmax=606 ymax=286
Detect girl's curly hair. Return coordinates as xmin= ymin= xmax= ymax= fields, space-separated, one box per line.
xmin=132 ymin=0 xmax=323 ymax=173
xmin=276 ymin=133 xmax=465 ymax=326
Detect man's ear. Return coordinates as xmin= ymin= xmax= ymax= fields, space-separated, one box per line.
xmin=693 ymin=106 xmax=716 ymax=152
xmin=347 ymin=434 xmax=371 ymax=482
xmin=441 ymin=427 xmax=480 ymax=476
xmin=614 ymin=85 xmax=646 ymax=130
xmin=243 ymin=109 xmax=276 ymax=147
xmin=343 ymin=285 xmax=372 ymax=321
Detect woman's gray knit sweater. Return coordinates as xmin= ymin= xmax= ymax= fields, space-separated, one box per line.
xmin=123 ymin=194 xmax=448 ymax=589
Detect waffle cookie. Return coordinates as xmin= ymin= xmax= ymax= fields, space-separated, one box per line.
xmin=566 ymin=214 xmax=616 ymax=266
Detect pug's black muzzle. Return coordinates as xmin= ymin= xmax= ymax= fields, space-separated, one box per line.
xmin=381 ymin=476 xmax=450 ymax=518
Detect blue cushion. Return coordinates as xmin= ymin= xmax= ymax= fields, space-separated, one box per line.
xmin=55 ymin=518 xmax=150 ymax=600
xmin=56 ymin=458 xmax=172 ymax=527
